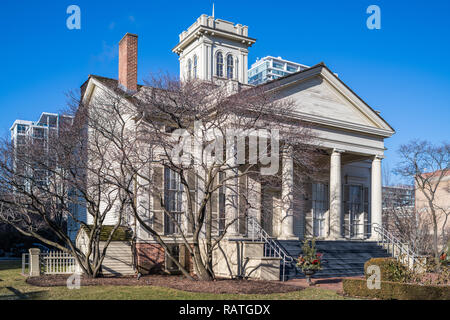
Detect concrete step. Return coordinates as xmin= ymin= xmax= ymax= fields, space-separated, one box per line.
xmin=278 ymin=240 xmax=391 ymax=280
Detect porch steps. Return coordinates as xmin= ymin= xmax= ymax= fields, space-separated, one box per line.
xmin=277 ymin=240 xmax=391 ymax=279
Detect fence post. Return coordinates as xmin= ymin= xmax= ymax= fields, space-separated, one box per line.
xmin=29 ymin=248 xmax=41 ymax=277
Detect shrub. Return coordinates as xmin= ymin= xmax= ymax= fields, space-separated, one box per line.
xmin=364 ymin=258 xmax=412 ymax=283
xmin=343 ymin=278 xmax=450 ymax=300
xmin=296 ymin=238 xmax=323 ymax=272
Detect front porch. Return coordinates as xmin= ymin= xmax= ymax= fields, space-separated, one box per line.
xmin=218 ymin=148 xmax=384 ymax=243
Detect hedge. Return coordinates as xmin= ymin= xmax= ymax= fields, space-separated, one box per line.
xmin=343 ymin=278 xmax=450 ymax=300
xmin=364 ymin=257 xmax=411 ymax=282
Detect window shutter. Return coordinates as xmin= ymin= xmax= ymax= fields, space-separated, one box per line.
xmin=364 ymin=186 xmax=370 ymax=236
xmin=186 ymin=171 xmax=196 ymax=234
xmin=210 ymin=173 xmax=218 ymax=234
xmin=152 ymin=165 xmax=164 ymax=233
xmin=343 ymin=185 xmax=350 ymax=238
xmin=238 ymin=174 xmax=247 ymax=235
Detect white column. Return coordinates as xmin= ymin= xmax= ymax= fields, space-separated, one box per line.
xmin=279 ymin=147 xmax=296 ymax=239
xmin=329 ymin=149 xmax=344 ymax=239
xmin=370 ymin=155 xmax=383 ymax=240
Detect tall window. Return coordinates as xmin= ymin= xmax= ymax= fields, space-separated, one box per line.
xmin=312 ymin=183 xmax=328 ymax=238
xmin=164 ymin=168 xmax=184 ymax=234
xmin=343 ymin=185 xmax=367 ymax=238
xmin=187 ymin=59 xmax=192 ymax=80
xmin=216 ymin=52 xmax=223 ymax=78
xmin=193 ymin=55 xmax=198 ymax=79
xmin=226 ymin=55 xmax=234 ymax=79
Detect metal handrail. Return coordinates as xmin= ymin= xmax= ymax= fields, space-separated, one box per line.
xmin=372 ymin=223 xmax=425 ymax=271
xmin=247 ymin=216 xmax=294 ymax=281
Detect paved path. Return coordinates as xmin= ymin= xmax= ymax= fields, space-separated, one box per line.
xmin=286 ymin=276 xmax=364 ymax=293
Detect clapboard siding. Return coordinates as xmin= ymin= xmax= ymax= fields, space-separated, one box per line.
xmin=100 ymin=241 xmax=135 ymax=275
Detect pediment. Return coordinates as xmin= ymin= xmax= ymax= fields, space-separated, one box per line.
xmin=269 ymin=65 xmax=395 ymax=137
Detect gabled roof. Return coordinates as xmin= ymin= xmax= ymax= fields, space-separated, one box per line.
xmin=82 ymin=62 xmax=395 ymax=138
xmin=78 ymin=225 xmax=133 ymax=241
xmin=256 ymin=62 xmax=395 ymax=135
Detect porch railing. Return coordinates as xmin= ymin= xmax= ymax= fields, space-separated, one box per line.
xmin=372 ymin=223 xmax=426 ymax=272
xmin=247 ymin=216 xmax=294 ymax=281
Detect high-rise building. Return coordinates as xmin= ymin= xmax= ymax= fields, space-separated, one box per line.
xmin=10 ymin=112 xmax=73 ymax=186
xmin=248 ymin=56 xmax=309 ymax=85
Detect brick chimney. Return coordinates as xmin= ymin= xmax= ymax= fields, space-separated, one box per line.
xmin=118 ymin=33 xmax=138 ymax=93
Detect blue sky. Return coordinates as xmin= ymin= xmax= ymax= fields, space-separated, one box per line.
xmin=0 ymin=0 xmax=449 ymax=183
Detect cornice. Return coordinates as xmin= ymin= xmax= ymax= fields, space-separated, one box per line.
xmin=173 ymin=25 xmax=256 ymax=54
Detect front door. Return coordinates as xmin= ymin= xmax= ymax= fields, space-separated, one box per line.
xmin=343 ymin=185 xmax=364 ymax=239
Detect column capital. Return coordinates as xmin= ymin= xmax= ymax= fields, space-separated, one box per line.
xmin=281 ymin=145 xmax=294 ymax=156
xmin=331 ymin=148 xmax=345 ymax=155
xmin=373 ymin=154 xmax=385 ymax=161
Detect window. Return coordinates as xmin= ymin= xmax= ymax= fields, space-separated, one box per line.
xmin=286 ymin=64 xmax=298 ymax=72
xmin=216 ymin=52 xmax=224 ymax=77
xmin=16 ymin=135 xmax=26 ymax=146
xmin=17 ymin=124 xmax=28 ymax=134
xmin=193 ymin=55 xmax=198 ymax=79
xmin=33 ymin=128 xmax=45 ymax=139
xmin=343 ymin=185 xmax=369 ymax=238
xmin=272 ymin=61 xmax=284 ymax=69
xmin=226 ymin=55 xmax=234 ymax=79
xmin=312 ymin=183 xmax=328 ymax=237
xmin=164 ymin=168 xmax=184 ymax=234
xmin=187 ymin=59 xmax=192 ymax=80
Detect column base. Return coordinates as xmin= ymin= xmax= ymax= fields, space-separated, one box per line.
xmin=324 ymin=237 xmax=345 ymax=241
xmin=277 ymin=235 xmax=299 ymax=241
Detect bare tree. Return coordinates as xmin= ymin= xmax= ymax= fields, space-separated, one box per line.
xmin=0 ymin=101 xmax=133 ymax=278
xmin=394 ymin=140 xmax=450 ymax=263
xmin=80 ymin=74 xmax=327 ymax=280
xmin=382 ymin=187 xmax=433 ymax=254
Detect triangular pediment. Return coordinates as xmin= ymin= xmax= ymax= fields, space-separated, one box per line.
xmin=267 ymin=65 xmax=395 ymax=136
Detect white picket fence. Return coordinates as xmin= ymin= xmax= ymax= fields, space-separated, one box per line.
xmin=41 ymin=251 xmax=76 ymax=274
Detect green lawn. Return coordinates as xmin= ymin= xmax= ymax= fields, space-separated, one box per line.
xmin=0 ymin=261 xmax=352 ymax=300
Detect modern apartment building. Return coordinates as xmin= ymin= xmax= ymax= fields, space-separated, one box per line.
xmin=10 ymin=112 xmax=73 ymax=186
xmin=248 ymin=56 xmax=309 ymax=85
xmin=382 ymin=185 xmax=415 ymax=209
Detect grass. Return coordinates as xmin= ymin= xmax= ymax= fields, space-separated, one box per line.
xmin=0 ymin=261 xmax=353 ymax=300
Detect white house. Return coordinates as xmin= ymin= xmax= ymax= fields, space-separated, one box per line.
xmin=77 ymin=13 xmax=396 ymax=279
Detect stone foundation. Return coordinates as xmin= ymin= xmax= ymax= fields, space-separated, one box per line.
xmin=135 ymin=242 xmax=193 ymax=275
xmin=135 ymin=243 xmax=165 ymax=274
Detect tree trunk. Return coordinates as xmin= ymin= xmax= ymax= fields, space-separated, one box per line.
xmin=429 ymin=200 xmax=440 ymax=267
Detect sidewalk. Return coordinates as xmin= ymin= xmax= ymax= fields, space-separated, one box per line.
xmin=286 ymin=276 xmax=364 ymax=293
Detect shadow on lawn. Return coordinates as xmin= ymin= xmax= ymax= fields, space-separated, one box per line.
xmin=0 ymin=287 xmax=46 ymax=300
xmin=314 ymin=278 xmax=343 ymax=285
xmin=0 ymin=261 xmax=21 ymax=271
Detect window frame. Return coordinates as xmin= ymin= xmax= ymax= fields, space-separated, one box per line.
xmin=226 ymin=54 xmax=234 ymax=79
xmin=216 ymin=52 xmax=224 ymax=78
xmin=193 ymin=55 xmax=198 ymax=79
